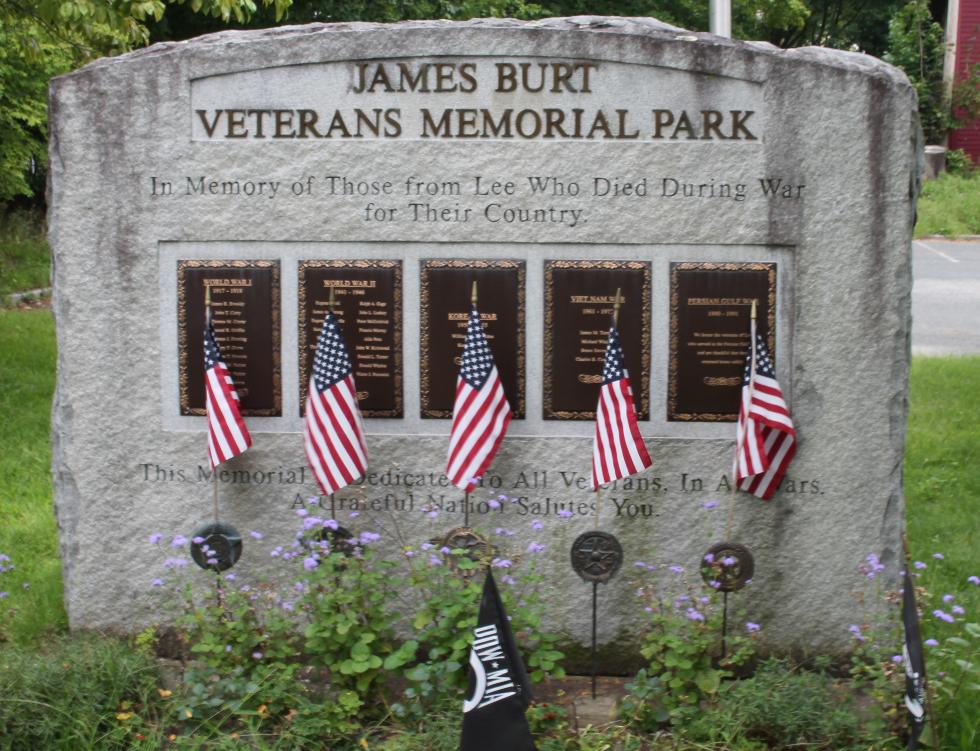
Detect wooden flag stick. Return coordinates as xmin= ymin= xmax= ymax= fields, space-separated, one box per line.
xmin=205 ymin=283 xmax=220 ymax=524
xmin=612 ymin=287 xmax=623 ymax=327
xmin=471 ymin=280 xmax=478 ymax=307
xmin=726 ymin=298 xmax=758 ymax=538
xmin=328 ymin=283 xmax=336 ymax=312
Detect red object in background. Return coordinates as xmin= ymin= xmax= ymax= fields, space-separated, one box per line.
xmin=949 ymin=1 xmax=980 ymax=163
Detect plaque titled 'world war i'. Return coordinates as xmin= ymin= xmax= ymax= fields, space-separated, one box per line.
xmin=544 ymin=260 xmax=651 ymax=420
xmin=420 ymin=260 xmax=525 ymax=419
xmin=298 ymin=260 xmax=402 ymax=418
xmin=669 ymin=262 xmax=776 ymax=422
xmin=178 ymin=260 xmax=281 ymax=416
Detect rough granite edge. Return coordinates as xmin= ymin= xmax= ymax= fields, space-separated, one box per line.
xmin=52 ymin=16 xmax=912 ymax=91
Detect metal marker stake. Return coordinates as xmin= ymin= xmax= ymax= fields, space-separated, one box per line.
xmin=721 ymin=590 xmax=729 ymax=660
xmin=463 ymin=281 xmax=478 ymax=529
xmin=591 ymin=581 xmax=599 ymax=699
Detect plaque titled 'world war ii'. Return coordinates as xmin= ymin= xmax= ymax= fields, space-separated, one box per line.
xmin=298 ymin=260 xmax=402 ymax=418
xmin=669 ymin=262 xmax=776 ymax=422
xmin=420 ymin=260 xmax=525 ymax=419
xmin=178 ymin=260 xmax=281 ymax=416
xmin=544 ymin=260 xmax=651 ymax=420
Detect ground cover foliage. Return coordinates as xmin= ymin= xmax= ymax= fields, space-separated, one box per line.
xmin=1 ymin=301 xmax=978 ymax=748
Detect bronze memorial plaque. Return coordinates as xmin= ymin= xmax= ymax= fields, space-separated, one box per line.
xmin=544 ymin=260 xmax=651 ymax=420
xmin=668 ymin=262 xmax=776 ymax=422
xmin=178 ymin=260 xmax=281 ymax=416
xmin=298 ymin=260 xmax=402 ymax=418
xmin=420 ymin=260 xmax=525 ymax=419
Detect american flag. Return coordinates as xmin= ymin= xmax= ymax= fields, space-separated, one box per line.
xmin=591 ymin=325 xmax=652 ymax=489
xmin=446 ymin=307 xmax=512 ymax=492
xmin=204 ymin=318 xmax=252 ymax=468
xmin=304 ymin=309 xmax=368 ymax=495
xmin=734 ymin=322 xmax=796 ymax=500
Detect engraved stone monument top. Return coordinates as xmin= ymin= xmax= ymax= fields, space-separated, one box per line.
xmin=49 ymin=17 xmax=919 ymax=664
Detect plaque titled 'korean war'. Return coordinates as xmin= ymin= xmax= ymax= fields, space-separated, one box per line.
xmin=298 ymin=260 xmax=402 ymax=418
xmin=669 ymin=262 xmax=776 ymax=422
xmin=420 ymin=260 xmax=525 ymax=419
xmin=544 ymin=260 xmax=651 ymax=420
xmin=178 ymin=260 xmax=281 ymax=416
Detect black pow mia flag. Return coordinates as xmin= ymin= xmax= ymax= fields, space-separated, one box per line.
xmin=459 ymin=570 xmax=536 ymax=751
xmin=902 ymin=567 xmax=927 ymax=750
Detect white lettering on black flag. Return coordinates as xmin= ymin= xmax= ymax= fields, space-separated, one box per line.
xmin=459 ymin=570 xmax=536 ymax=751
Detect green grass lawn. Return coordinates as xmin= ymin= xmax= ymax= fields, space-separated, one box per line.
xmin=915 ymin=170 xmax=980 ymax=238
xmin=0 ymin=211 xmax=50 ymax=301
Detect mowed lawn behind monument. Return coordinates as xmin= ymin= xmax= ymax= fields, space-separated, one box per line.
xmin=1 ymin=309 xmax=977 ymax=645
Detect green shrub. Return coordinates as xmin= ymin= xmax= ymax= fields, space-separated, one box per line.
xmin=0 ymin=633 xmax=170 ymax=751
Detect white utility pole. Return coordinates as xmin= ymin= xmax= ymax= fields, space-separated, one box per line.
xmin=710 ymin=0 xmax=732 ymax=38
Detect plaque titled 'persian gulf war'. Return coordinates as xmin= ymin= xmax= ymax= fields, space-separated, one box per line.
xmin=298 ymin=260 xmax=402 ymax=418
xmin=178 ymin=260 xmax=281 ymax=416
xmin=544 ymin=260 xmax=651 ymax=420
xmin=420 ymin=260 xmax=525 ymax=419
xmin=669 ymin=262 xmax=776 ymax=421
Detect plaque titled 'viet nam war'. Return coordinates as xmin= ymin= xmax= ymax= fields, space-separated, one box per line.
xmin=544 ymin=260 xmax=651 ymax=420
xmin=177 ymin=259 xmax=281 ymax=416
xmin=298 ymin=260 xmax=402 ymax=418
xmin=669 ymin=262 xmax=776 ymax=422
xmin=420 ymin=260 xmax=525 ymax=419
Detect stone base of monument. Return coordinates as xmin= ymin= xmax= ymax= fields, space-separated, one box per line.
xmin=536 ymin=675 xmax=630 ymax=730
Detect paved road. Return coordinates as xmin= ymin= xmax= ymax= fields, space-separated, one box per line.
xmin=913 ymin=239 xmax=980 ymax=355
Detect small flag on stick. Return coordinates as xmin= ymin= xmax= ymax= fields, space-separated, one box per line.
xmin=460 ymin=570 xmax=536 ymax=751
xmin=204 ymin=302 xmax=251 ymax=468
xmin=591 ymin=293 xmax=651 ymax=489
xmin=303 ymin=300 xmax=368 ymax=495
xmin=902 ymin=566 xmax=928 ymax=749
xmin=733 ymin=304 xmax=796 ymax=499
xmin=446 ymin=289 xmax=512 ymax=492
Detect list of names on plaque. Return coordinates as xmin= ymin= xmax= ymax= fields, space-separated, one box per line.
xmin=420 ymin=260 xmax=525 ymax=418
xmin=177 ymin=260 xmax=281 ymax=416
xmin=544 ymin=261 xmax=651 ymax=420
xmin=298 ymin=261 xmax=402 ymax=418
xmin=669 ymin=262 xmax=776 ymax=422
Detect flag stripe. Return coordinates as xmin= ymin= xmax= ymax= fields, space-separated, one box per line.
xmin=204 ymin=321 xmax=251 ymax=469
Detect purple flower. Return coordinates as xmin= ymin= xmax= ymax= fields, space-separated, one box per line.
xmin=163 ymin=557 xmax=188 ymax=569
xmin=914 ymin=561 xmax=927 ymax=570
xmin=439 ymin=546 xmax=451 ymax=554
xmin=488 ymin=499 xmax=501 ymax=510
xmin=494 ymin=527 xmax=514 ymax=537
xmin=708 ymin=580 xmax=722 ymax=589
xmin=634 ymin=561 xmax=647 ymax=568
xmin=531 ymin=520 xmax=544 ymax=531
xmin=925 ymin=638 xmax=939 ymax=647
xmin=349 ymin=511 xmax=360 ymax=519
xmin=150 ymin=578 xmax=164 ymax=587
xmin=968 ymin=576 xmax=980 ymax=586
xmin=952 ymin=605 xmax=965 ymax=615
xmin=644 ymin=606 xmax=653 ymax=613
xmin=282 ymin=601 xmax=294 ymax=611
xmin=192 ymin=536 xmax=206 ymax=545
xmin=943 ymin=594 xmax=954 ymax=603
xmin=501 ymin=574 xmax=517 ymax=586
xmin=421 ymin=542 xmax=433 ymax=551
xmin=249 ymin=531 xmax=263 ymax=540
xmin=557 ymin=509 xmax=574 ymax=518
xmin=303 ymin=556 xmax=318 ymax=571
xmin=933 ymin=609 xmax=955 ymax=623
xmin=294 ymin=582 xmax=305 ymax=592
xmin=722 ymin=556 xmax=737 ymax=566
xmin=685 ymin=608 xmax=705 ymax=622
xmin=303 ymin=516 xmax=323 ymax=530
xmin=492 ymin=558 xmax=513 ymax=569
xmin=170 ymin=535 xmax=188 ymax=548
xmin=324 ymin=519 xmax=339 ymax=531
xmin=668 ymin=565 xmax=684 ymax=574
xmin=746 ymin=622 xmax=761 ymax=633
xmin=148 ymin=533 xmax=163 ymax=545
xmin=891 ymin=654 xmax=903 ymax=664
xmin=932 ymin=552 xmax=944 ymax=560
xmin=676 ymin=594 xmax=690 ymax=602
xmin=224 ymin=645 xmax=232 ymax=653
xmin=861 ymin=553 xmax=885 ymax=579
xmin=426 ymin=510 xmax=438 ymax=519
xmin=0 ymin=592 xmax=7 ymax=599
xmin=206 ymin=557 xmax=218 ymax=566
xmin=359 ymin=531 xmax=381 ymax=544
xmin=428 ymin=555 xmax=442 ymax=566
xmin=527 ymin=542 xmax=546 ymax=554
xmin=224 ymin=573 xmax=236 ymax=581
xmin=295 ymin=508 xmax=309 ymax=518
xmin=252 ymin=651 xmax=263 ymax=660
xmin=703 ymin=553 xmax=715 ymax=563
xmin=848 ymin=624 xmax=865 ymax=642
xmin=404 ymin=550 xmax=415 ymax=558
xmin=703 ymin=500 xmax=718 ymax=510
xmin=270 ymin=546 xmax=283 ymax=558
